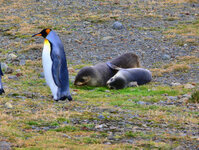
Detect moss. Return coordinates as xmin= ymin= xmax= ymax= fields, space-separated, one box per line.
xmin=189 ymin=90 xmax=199 ymax=103
xmin=53 ymin=125 xmax=79 ymax=132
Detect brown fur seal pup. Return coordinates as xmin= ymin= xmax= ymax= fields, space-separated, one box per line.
xmin=74 ymin=53 xmax=140 ymax=86
xmin=107 ymin=67 xmax=152 ymax=89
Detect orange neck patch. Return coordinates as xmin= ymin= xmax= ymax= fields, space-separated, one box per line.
xmin=46 ymin=29 xmax=51 ymax=35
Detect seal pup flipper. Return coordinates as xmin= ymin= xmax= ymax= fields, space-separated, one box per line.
xmin=128 ymin=81 xmax=138 ymax=87
xmin=106 ymin=62 xmax=122 ymax=70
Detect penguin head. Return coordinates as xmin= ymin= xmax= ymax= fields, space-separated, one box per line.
xmin=32 ymin=28 xmax=51 ymax=38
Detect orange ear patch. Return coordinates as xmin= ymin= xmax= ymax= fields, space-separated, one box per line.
xmin=46 ymin=29 xmax=51 ymax=34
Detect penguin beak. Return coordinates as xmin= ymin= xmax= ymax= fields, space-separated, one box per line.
xmin=32 ymin=33 xmax=42 ymax=37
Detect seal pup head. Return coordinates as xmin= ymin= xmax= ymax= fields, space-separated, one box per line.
xmin=74 ymin=66 xmax=99 ymax=86
xmin=107 ymin=74 xmax=126 ymax=89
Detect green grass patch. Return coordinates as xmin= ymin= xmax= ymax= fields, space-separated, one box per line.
xmin=189 ymin=90 xmax=199 ymax=103
xmin=53 ymin=125 xmax=79 ymax=132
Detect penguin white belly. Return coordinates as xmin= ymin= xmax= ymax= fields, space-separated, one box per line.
xmin=42 ymin=39 xmax=58 ymax=99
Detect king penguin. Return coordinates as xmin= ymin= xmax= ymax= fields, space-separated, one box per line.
xmin=32 ymin=29 xmax=72 ymax=101
xmin=0 ymin=63 xmax=5 ymax=95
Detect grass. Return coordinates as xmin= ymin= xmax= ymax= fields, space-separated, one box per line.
xmin=0 ymin=60 xmax=197 ymax=149
xmin=189 ymin=90 xmax=199 ymax=103
xmin=0 ymin=0 xmax=199 ymax=149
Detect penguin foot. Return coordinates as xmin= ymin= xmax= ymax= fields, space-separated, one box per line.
xmin=0 ymin=89 xmax=5 ymax=95
xmin=54 ymin=95 xmax=73 ymax=101
xmin=67 ymin=95 xmax=73 ymax=101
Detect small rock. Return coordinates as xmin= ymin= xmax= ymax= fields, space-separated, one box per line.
xmin=182 ymin=94 xmax=191 ymax=98
xmin=171 ymin=82 xmax=181 ymax=86
xmin=1 ymin=63 xmax=13 ymax=74
xmin=1 ymin=63 xmax=8 ymax=71
xmin=102 ymin=36 xmax=113 ymax=41
xmin=162 ymin=54 xmax=171 ymax=60
xmin=16 ymin=69 xmax=21 ymax=72
xmin=68 ymin=67 xmax=75 ymax=73
xmin=108 ymin=136 xmax=115 ymax=140
xmin=126 ymin=139 xmax=134 ymax=143
xmin=174 ymin=146 xmax=185 ymax=150
xmin=63 ymin=134 xmax=71 ymax=138
xmin=8 ymin=75 xmax=18 ymax=80
xmin=5 ymin=67 xmax=14 ymax=74
xmin=184 ymin=84 xmax=195 ymax=89
xmin=0 ymin=141 xmax=11 ymax=150
xmin=104 ymin=141 xmax=111 ymax=145
xmin=8 ymin=53 xmax=17 ymax=60
xmin=137 ymin=101 xmax=146 ymax=105
xmin=71 ymin=91 xmax=77 ymax=95
xmin=112 ymin=21 xmax=124 ymax=30
xmin=98 ymin=115 xmax=105 ymax=119
xmin=40 ymin=72 xmax=45 ymax=78
xmin=167 ymin=96 xmax=178 ymax=101
xmin=63 ymin=121 xmax=68 ymax=125
xmin=95 ymin=124 xmax=107 ymax=129
xmin=19 ymin=59 xmax=26 ymax=66
xmin=5 ymin=102 xmax=13 ymax=109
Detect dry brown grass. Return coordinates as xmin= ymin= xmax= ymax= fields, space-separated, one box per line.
xmin=165 ymin=0 xmax=198 ymax=3
xmin=151 ymin=63 xmax=191 ymax=77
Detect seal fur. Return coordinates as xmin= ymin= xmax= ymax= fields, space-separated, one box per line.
xmin=74 ymin=53 xmax=140 ymax=86
xmin=107 ymin=68 xmax=152 ymax=89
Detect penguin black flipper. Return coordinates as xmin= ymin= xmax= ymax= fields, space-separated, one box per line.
xmin=47 ymin=31 xmax=72 ymax=101
xmin=0 ymin=63 xmax=5 ymax=95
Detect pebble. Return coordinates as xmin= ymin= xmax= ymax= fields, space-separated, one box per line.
xmin=0 ymin=141 xmax=11 ymax=150
xmin=5 ymin=102 xmax=13 ymax=109
xmin=40 ymin=72 xmax=45 ymax=78
xmin=63 ymin=134 xmax=71 ymax=139
xmin=19 ymin=59 xmax=26 ymax=66
xmin=8 ymin=75 xmax=18 ymax=80
xmin=95 ymin=124 xmax=107 ymax=129
xmin=182 ymin=94 xmax=191 ymax=98
xmin=98 ymin=115 xmax=105 ymax=119
xmin=112 ymin=21 xmax=124 ymax=30
xmin=68 ymin=67 xmax=75 ymax=73
xmin=171 ymin=82 xmax=181 ymax=86
xmin=102 ymin=36 xmax=114 ymax=41
xmin=162 ymin=54 xmax=171 ymax=60
xmin=1 ymin=63 xmax=13 ymax=74
xmin=1 ymin=63 xmax=8 ymax=71
xmin=167 ymin=96 xmax=178 ymax=101
xmin=137 ymin=101 xmax=146 ymax=105
xmin=8 ymin=53 xmax=17 ymax=60
xmin=184 ymin=84 xmax=195 ymax=89
xmin=16 ymin=69 xmax=21 ymax=72
xmin=174 ymin=146 xmax=185 ymax=150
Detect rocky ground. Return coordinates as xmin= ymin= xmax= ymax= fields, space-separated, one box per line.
xmin=0 ymin=0 xmax=198 ymax=149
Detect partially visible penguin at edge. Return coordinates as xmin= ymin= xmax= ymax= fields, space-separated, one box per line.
xmin=0 ymin=63 xmax=5 ymax=94
xmin=74 ymin=53 xmax=140 ymax=87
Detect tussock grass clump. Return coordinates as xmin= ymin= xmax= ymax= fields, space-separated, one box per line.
xmin=189 ymin=90 xmax=199 ymax=103
xmin=151 ymin=63 xmax=190 ymax=77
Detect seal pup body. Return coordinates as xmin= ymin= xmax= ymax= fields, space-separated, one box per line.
xmin=107 ymin=68 xmax=152 ymax=89
xmin=0 ymin=63 xmax=4 ymax=94
xmin=74 ymin=53 xmax=140 ymax=86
